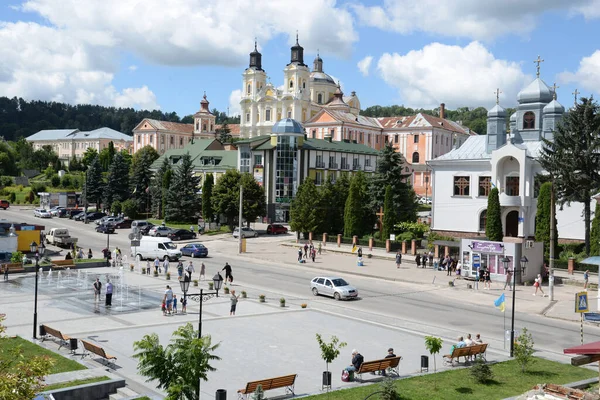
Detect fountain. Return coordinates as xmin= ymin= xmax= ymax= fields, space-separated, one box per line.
xmin=56 ymin=271 xmax=62 ymax=288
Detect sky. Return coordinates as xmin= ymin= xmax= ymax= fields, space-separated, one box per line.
xmin=1 ymin=0 xmax=600 ymax=120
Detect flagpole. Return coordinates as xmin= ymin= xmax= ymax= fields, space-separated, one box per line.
xmin=503 ymin=306 xmax=506 ymax=350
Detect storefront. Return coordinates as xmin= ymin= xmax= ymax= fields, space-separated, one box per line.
xmin=460 ymin=239 xmax=542 ymax=284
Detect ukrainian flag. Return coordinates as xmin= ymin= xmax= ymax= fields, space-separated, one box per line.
xmin=494 ymin=293 xmax=505 ymax=313
xmin=351 ymin=245 xmax=357 ymax=253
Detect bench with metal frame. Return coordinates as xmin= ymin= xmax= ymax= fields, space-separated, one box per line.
xmin=237 ymin=374 xmax=297 ymax=399
xmin=51 ymin=259 xmax=75 ymax=270
xmin=3 ymin=262 xmax=24 ymax=273
xmin=355 ymin=356 xmax=402 ymax=381
xmin=81 ymin=339 xmax=117 ymax=368
xmin=40 ymin=324 xmax=71 ymax=349
xmin=443 ymin=343 xmax=488 ymax=366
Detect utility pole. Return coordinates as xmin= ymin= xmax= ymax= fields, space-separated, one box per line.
xmin=238 ymin=185 xmax=243 ymax=254
xmin=549 ymin=180 xmax=555 ymax=301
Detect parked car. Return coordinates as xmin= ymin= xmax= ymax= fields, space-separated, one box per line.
xmin=232 ymin=227 xmax=258 ymax=238
xmin=168 ymin=229 xmax=197 ymax=241
xmin=266 ymin=224 xmax=288 ymax=235
xmin=96 ymin=216 xmax=118 ymax=225
xmin=73 ymin=211 xmax=88 ymax=221
xmin=0 ymin=199 xmax=10 ymax=210
xmin=57 ymin=208 xmax=71 ymax=218
xmin=418 ymin=197 xmax=432 ymax=205
xmin=149 ymin=226 xmax=171 ymax=237
xmin=45 ymin=228 xmax=77 ymax=248
xmin=96 ymin=224 xmax=115 ymax=234
xmin=49 ymin=206 xmax=65 ymax=216
xmin=34 ymin=209 xmax=52 ymax=218
xmin=112 ymin=218 xmax=133 ymax=229
xmin=132 ymin=220 xmax=153 ymax=235
xmin=310 ymin=276 xmax=358 ymax=300
xmin=85 ymin=212 xmax=106 ymax=221
xmin=180 ymin=243 xmax=208 ymax=258
xmin=68 ymin=209 xmax=84 ymax=219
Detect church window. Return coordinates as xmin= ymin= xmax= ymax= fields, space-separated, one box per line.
xmin=505 ymin=176 xmax=520 ymax=196
xmin=330 ymin=128 xmax=335 ymax=137
xmin=149 ymin=135 xmax=153 ymax=144
xmin=435 ymin=136 xmax=438 ymax=144
xmin=195 ymin=121 xmax=199 ymax=131
xmin=478 ymin=176 xmax=491 ymax=197
xmin=247 ymin=84 xmax=251 ymax=95
xmin=360 ymin=132 xmax=363 ymax=142
xmin=479 ymin=210 xmax=487 ymax=232
xmin=317 ymin=93 xmax=323 ymax=104
xmin=289 ymin=80 xmax=294 ymax=89
xmin=246 ymin=113 xmax=250 ymax=123
xmin=210 ymin=124 xmax=213 ymax=131
xmin=412 ymin=152 xmax=420 ymax=163
xmin=303 ymin=81 xmax=306 ymax=89
xmin=453 ymin=176 xmax=470 ymax=196
xmin=376 ymin=136 xmax=379 ymax=144
xmin=414 ymin=135 xmax=419 ymax=144
xmin=446 ymin=137 xmax=449 ymax=146
xmin=395 ymin=135 xmax=399 ymax=144
xmin=160 ymin=135 xmax=165 ymax=144
xmin=287 ymin=109 xmax=292 ymax=118
xmin=523 ymin=112 xmax=535 ymax=129
xmin=265 ymin=109 xmax=271 ymax=121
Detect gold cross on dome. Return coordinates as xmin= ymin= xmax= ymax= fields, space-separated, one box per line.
xmin=551 ymin=82 xmax=559 ymax=100
xmin=494 ymin=88 xmax=502 ymax=104
xmin=534 ymin=55 xmax=544 ymax=77
xmin=573 ymin=88 xmax=580 ymax=105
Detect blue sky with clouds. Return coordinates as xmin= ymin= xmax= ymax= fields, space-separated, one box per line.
xmin=1 ymin=0 xmax=599 ymax=119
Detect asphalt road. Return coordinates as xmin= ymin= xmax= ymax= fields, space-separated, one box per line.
xmin=8 ymin=207 xmax=600 ymax=359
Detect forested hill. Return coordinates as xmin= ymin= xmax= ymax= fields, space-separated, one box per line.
xmin=360 ymin=104 xmax=516 ymax=135
xmin=0 ymin=97 xmax=239 ymax=141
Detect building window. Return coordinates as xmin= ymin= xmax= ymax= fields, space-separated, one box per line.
xmin=240 ymin=151 xmax=251 ymax=173
xmin=311 ymin=129 xmax=316 ymax=138
xmin=202 ymin=124 xmax=207 ymax=132
xmin=289 ymin=80 xmax=293 ymax=89
xmin=376 ymin=136 xmax=379 ymax=144
xmin=254 ymin=154 xmax=262 ymax=166
xmin=329 ymin=155 xmax=336 ymax=168
xmin=317 ymin=93 xmax=323 ymax=104
xmin=265 ymin=109 xmax=271 ymax=121
xmin=394 ymin=135 xmax=399 ymax=144
xmin=161 ymin=136 xmax=165 ymax=144
xmin=287 ymin=109 xmax=292 ymax=118
xmin=435 ymin=136 xmax=438 ymax=144
xmin=478 ymin=176 xmax=491 ymax=197
xmin=247 ymin=84 xmax=251 ymax=95
xmin=505 ymin=176 xmax=520 ymax=196
xmin=149 ymin=135 xmax=153 ymax=144
xmin=137 ymin=135 xmax=141 ymax=143
xmin=365 ymin=158 xmax=371 ymax=167
xmin=341 ymin=157 xmax=348 ymax=170
xmin=180 ymin=138 xmax=183 ymax=146
xmin=479 ymin=210 xmax=487 ymax=232
xmin=446 ymin=137 xmax=449 ymax=146
xmin=523 ymin=112 xmax=535 ymax=129
xmin=412 ymin=152 xmax=420 ymax=163
xmin=246 ymin=113 xmax=250 ymax=122
xmin=453 ymin=176 xmax=470 ymax=196
xmin=315 ymin=171 xmax=322 ymax=185
xmin=170 ymin=136 xmax=174 ymax=145
xmin=330 ymin=129 xmax=335 ymax=137
xmin=414 ymin=135 xmax=419 ymax=143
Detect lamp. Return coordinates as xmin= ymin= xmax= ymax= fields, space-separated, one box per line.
xmin=188 ymin=271 xmax=225 ymax=339
xmin=30 ymin=241 xmax=40 ymax=339
xmin=213 ymin=272 xmax=224 ymax=293
xmin=509 ymin=255 xmax=528 ymax=357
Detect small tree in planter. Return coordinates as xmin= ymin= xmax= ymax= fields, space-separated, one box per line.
xmin=223 ymin=286 xmax=230 ymax=294
xmin=208 ymin=282 xmax=214 ymax=290
xmin=259 ymin=294 xmax=266 ymax=302
xmin=424 ymin=336 xmax=443 ymax=373
xmin=514 ymin=327 xmax=535 ymax=373
xmin=251 ymin=384 xmax=264 ymax=400
xmin=279 ymin=297 xmax=286 ymax=307
xmin=153 ymin=271 xmax=159 ymax=277
xmin=301 ymin=303 xmax=307 ymax=309
xmin=166 ymin=272 xmax=171 ymax=280
xmin=241 ymin=291 xmax=247 ymax=298
xmin=193 ymin=279 xmax=199 ymax=287
xmin=316 ymin=333 xmax=347 ymax=389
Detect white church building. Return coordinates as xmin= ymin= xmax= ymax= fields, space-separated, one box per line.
xmin=429 ymin=72 xmax=586 ymax=243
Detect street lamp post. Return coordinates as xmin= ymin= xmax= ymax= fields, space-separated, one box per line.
xmin=105 ymin=231 xmax=110 ymax=267
xmin=30 ymin=241 xmax=40 ymax=339
xmin=505 ymin=255 xmax=528 ymax=358
xmin=187 ymin=273 xmax=224 ymax=338
xmin=179 ymin=276 xmax=190 ymax=315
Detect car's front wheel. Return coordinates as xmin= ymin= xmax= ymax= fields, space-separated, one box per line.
xmin=191 ymin=252 xmax=196 ymax=258
xmin=334 ymin=292 xmax=341 ymax=301
xmin=312 ymin=288 xmax=319 ymax=296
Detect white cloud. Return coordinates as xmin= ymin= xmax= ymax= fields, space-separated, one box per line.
xmin=228 ymin=89 xmax=242 ymax=117
xmin=128 ymin=65 xmax=138 ymax=72
xmin=357 ymin=56 xmax=373 ymax=76
xmin=353 ymin=0 xmax=598 ymax=41
xmin=376 ymin=41 xmax=530 ymax=109
xmin=558 ymin=50 xmax=600 ymax=95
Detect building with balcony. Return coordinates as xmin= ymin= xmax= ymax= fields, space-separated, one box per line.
xmin=428 ymin=72 xmax=587 ymax=242
xmin=236 ymin=118 xmax=379 ymax=223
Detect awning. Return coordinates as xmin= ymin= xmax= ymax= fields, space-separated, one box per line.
xmin=581 ymin=256 xmax=600 ymax=266
xmin=564 ymin=341 xmax=600 ymax=355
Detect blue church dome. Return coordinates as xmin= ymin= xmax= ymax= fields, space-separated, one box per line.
xmin=543 ymin=99 xmax=565 ymax=114
xmin=271 ymin=118 xmax=304 ymax=134
xmin=487 ymin=104 xmax=506 ymax=118
xmin=517 ymin=78 xmax=553 ymax=104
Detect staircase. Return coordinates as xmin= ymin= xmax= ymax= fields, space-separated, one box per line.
xmin=107 ymin=386 xmax=140 ymax=399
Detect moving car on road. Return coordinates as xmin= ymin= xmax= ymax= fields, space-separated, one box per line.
xmin=67 ymin=209 xmax=84 ymax=219
xmin=0 ymin=200 xmax=9 ymax=210
xmin=180 ymin=243 xmax=208 ymax=258
xmin=232 ymin=227 xmax=258 ymax=238
xmin=34 ymin=208 xmax=52 ymax=218
xmin=49 ymin=206 xmax=65 ymax=216
xmin=149 ymin=226 xmax=171 ymax=237
xmin=131 ymin=220 xmax=154 ymax=235
xmin=310 ymin=276 xmax=358 ymax=300
xmin=45 ymin=228 xmax=77 ymax=248
xmin=266 ymin=224 xmax=288 ymax=235
xmin=84 ymin=212 xmax=106 ymax=222
xmin=167 ymin=229 xmax=197 ymax=241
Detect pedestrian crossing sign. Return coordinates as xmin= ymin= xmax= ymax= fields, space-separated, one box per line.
xmin=575 ymin=291 xmax=589 ymax=313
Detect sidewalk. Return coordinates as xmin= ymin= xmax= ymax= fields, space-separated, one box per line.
xmin=208 ymin=237 xmax=600 ymax=324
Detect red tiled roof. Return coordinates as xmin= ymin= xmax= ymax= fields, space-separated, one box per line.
xmin=136 ymin=119 xmax=194 ymax=134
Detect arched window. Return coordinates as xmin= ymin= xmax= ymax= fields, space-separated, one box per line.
xmin=523 ymin=111 xmax=535 ymax=129
xmin=289 ymin=80 xmax=294 ymax=89
xmin=303 ymin=81 xmax=306 ymax=89
xmin=247 ymin=84 xmax=251 ymax=95
xmin=317 ymin=93 xmax=323 ymax=104
xmin=479 ymin=210 xmax=487 ymax=232
xmin=412 ymin=152 xmax=420 ymax=163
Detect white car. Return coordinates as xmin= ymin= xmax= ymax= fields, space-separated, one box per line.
xmin=418 ymin=197 xmax=432 ymax=205
xmin=149 ymin=226 xmax=171 ymax=237
xmin=232 ymin=227 xmax=258 ymax=238
xmin=34 ymin=209 xmax=52 ymax=218
xmin=310 ymin=276 xmax=358 ymax=300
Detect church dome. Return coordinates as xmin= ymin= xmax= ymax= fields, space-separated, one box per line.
xmin=543 ymin=99 xmax=565 ymax=114
xmin=272 ymin=118 xmax=304 ymax=134
xmin=487 ymin=104 xmax=506 ymax=118
xmin=310 ymin=71 xmax=335 ymax=84
xmin=517 ymin=78 xmax=553 ymax=104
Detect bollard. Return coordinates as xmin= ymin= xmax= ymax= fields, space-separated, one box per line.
xmin=216 ymin=389 xmax=227 ymax=400
xmin=420 ymin=355 xmax=429 ymax=372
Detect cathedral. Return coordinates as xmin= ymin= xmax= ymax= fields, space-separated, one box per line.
xmin=239 ymin=36 xmax=361 ymax=138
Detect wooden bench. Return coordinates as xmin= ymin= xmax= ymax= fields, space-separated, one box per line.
xmin=355 ymin=356 xmax=402 ymax=381
xmin=443 ymin=343 xmax=488 ymax=366
xmin=51 ymin=259 xmax=75 ymax=270
xmin=81 ymin=339 xmax=117 ymax=368
xmin=3 ymin=262 xmax=24 ymax=273
xmin=238 ymin=374 xmax=297 ymax=399
xmin=41 ymin=324 xmax=71 ymax=349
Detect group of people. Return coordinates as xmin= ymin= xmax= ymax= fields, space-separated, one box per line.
xmin=93 ymin=277 xmax=113 ymax=306
xmin=298 ymin=242 xmax=319 ymax=263
xmin=162 ymin=285 xmax=187 ymax=315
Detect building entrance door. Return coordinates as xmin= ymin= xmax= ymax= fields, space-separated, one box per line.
xmin=505 ymin=210 xmax=519 ymax=237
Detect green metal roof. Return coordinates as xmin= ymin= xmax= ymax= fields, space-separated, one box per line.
xmin=235 ymin=135 xmax=271 ymax=145
xmin=191 ymin=150 xmax=238 ymax=170
xmin=303 ymin=138 xmax=379 ymax=155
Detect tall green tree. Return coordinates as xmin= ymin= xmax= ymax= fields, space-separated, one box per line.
xmin=99 ymin=142 xmax=115 ymax=172
xmin=369 ymin=144 xmax=418 ymax=224
xmin=212 ymin=169 xmax=242 ymax=228
xmin=104 ymin=152 xmax=131 ymax=210
xmin=133 ymin=323 xmax=220 ymax=400
xmin=165 ymin=153 xmax=200 ymax=223
xmin=68 ymin=156 xmax=82 ymax=172
xmin=84 ymin=156 xmax=105 ymax=209
xmin=202 ymin=173 xmax=215 ymax=223
xmin=150 ymin=158 xmax=171 ymax=219
xmin=535 ymin=182 xmax=558 ymax=260
xmin=216 ymin=123 xmax=232 ymax=143
xmin=317 ymin=175 xmax=336 ymax=234
xmin=331 ymin=174 xmax=350 ymax=234
xmin=382 ymin=185 xmax=396 ymax=240
xmin=344 ymin=171 xmax=371 ymax=237
xmin=591 ymin=203 xmax=600 ymax=256
xmin=130 ymin=145 xmax=160 ymax=214
xmin=241 ymin=173 xmax=266 ymax=225
xmin=486 ymin=188 xmax=503 ymax=241
xmin=290 ymin=178 xmax=321 ymax=238
xmin=539 ymin=97 xmax=600 ymax=255
xmin=81 ymin=148 xmax=99 ymax=168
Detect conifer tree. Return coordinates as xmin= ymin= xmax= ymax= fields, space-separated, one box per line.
xmin=85 ymin=156 xmax=104 ymax=210
xmin=382 ymin=185 xmax=395 ymax=240
xmin=290 ymin=178 xmax=320 ymax=238
xmin=165 ymin=153 xmax=200 ymax=222
xmin=104 ymin=152 xmax=130 ymax=210
xmin=150 ymin=158 xmax=171 ymax=219
xmin=332 ymin=174 xmax=350 ymax=234
xmin=344 ymin=171 xmax=371 ymax=237
xmin=535 ymin=182 xmax=558 ymax=260
xmin=202 ymin=173 xmax=215 ymax=223
xmin=591 ymin=203 xmax=600 ymax=256
xmin=130 ymin=145 xmax=159 ymax=214
xmin=486 ymin=188 xmax=503 ymax=241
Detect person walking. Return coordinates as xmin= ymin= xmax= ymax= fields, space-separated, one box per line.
xmin=88 ymin=248 xmax=93 ymax=259
xmin=105 ymin=279 xmax=113 ymax=307
xmin=395 ymin=251 xmax=402 ymax=269
xmin=154 ymin=256 xmax=160 ymax=274
xmin=357 ymin=247 xmax=363 ymax=258
xmin=199 ymin=262 xmax=205 ymax=281
xmin=177 ymin=261 xmax=184 ymax=280
xmin=172 ymin=295 xmax=178 ymax=314
xmin=93 ymin=277 xmax=102 ymax=301
xmin=297 ymin=247 xmax=303 ymax=262
xmin=503 ymin=269 xmax=513 ymax=291
xmin=584 ymin=270 xmax=590 ymax=290
xmin=311 ymin=247 xmax=316 ymax=262
xmin=146 ymin=260 xmax=151 ymax=275
xmin=533 ymin=274 xmax=545 ymax=296
xmin=230 ymin=289 xmax=240 ymax=316
xmin=415 ymin=254 xmax=421 ymax=268
xmin=164 ymin=285 xmax=174 ymax=315
xmin=162 ymin=258 xmax=169 ymax=276
xmin=303 ymin=243 xmax=309 ymax=259
xmin=3 ymin=264 xmax=8 ymax=281
xmin=222 ymin=262 xmax=233 ymax=284
xmin=317 ymin=242 xmax=322 ymax=255
xmin=186 ymin=261 xmax=195 ymax=281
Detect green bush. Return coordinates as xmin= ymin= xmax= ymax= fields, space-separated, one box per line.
xmin=11 ymin=251 xmax=23 ymax=263
xmin=379 ymin=377 xmax=400 ymax=399
xmin=30 ymin=183 xmax=46 ymax=193
xmin=111 ymin=200 xmax=122 ymax=215
xmin=399 ymin=231 xmax=415 ymax=242
xmin=394 ymin=222 xmax=429 ymax=238
xmin=470 ymin=356 xmax=493 ymax=383
xmin=8 ymin=192 xmax=16 ymax=203
xmin=44 ymin=166 xmax=55 ymax=179
xmin=27 ymin=190 xmax=36 ymax=203
xmin=61 ymin=175 xmax=73 ymax=188
xmin=121 ymin=199 xmax=138 ymax=219
xmin=0 ymin=176 xmax=14 ymax=187
xmin=514 ymin=327 xmax=535 ymax=373
xmin=50 ymin=174 xmax=61 ymax=187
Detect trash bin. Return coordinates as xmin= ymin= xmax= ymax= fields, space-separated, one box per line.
xmin=39 ymin=325 xmax=46 ymax=337
xmin=215 ymin=389 xmax=227 ymax=400
xmin=70 ymin=338 xmax=78 ymax=351
xmin=421 ymin=355 xmax=429 ymax=372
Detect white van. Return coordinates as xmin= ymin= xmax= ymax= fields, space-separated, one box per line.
xmin=132 ymin=236 xmax=182 ymax=261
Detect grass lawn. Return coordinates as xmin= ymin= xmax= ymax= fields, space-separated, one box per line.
xmin=0 ymin=336 xmax=86 ymax=374
xmin=205 ymin=226 xmax=232 ymax=236
xmin=43 ymin=376 xmax=110 ymax=391
xmin=302 ymin=358 xmax=597 ymax=400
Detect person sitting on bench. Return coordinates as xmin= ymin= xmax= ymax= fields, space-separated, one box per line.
xmin=344 ymin=349 xmax=364 ymax=372
xmin=381 ymin=348 xmax=396 ymax=376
